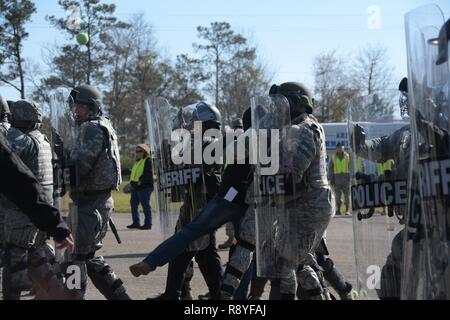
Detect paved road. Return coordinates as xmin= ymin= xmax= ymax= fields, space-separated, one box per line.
xmin=85 ymin=213 xmax=358 ymax=300
xmin=0 ymin=213 xmax=358 ymax=300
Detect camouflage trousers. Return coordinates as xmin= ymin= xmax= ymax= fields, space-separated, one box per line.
xmin=3 ymin=200 xmax=48 ymax=250
xmin=0 ymin=210 xmax=3 ymax=298
xmin=64 ymin=192 xmax=129 ymax=300
xmin=2 ymin=242 xmax=76 ymax=300
xmin=1 ymin=199 xmax=73 ymax=299
xmin=221 ymin=188 xmax=334 ymax=299
xmin=333 ymin=182 xmax=350 ymax=213
xmin=1 ymin=209 xmax=5 ymax=265
xmin=0 ymin=210 xmax=4 ymax=245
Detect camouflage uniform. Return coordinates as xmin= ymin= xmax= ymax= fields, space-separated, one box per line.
xmin=65 ymin=113 xmax=129 ymax=300
xmin=221 ymin=113 xmax=334 ymax=299
xmin=150 ymin=102 xmax=223 ymax=300
xmin=357 ymin=124 xmax=410 ymax=299
xmin=0 ymin=121 xmax=9 ymax=263
xmin=0 ymin=95 xmax=10 ymax=296
xmin=1 ymin=100 xmax=58 ymax=299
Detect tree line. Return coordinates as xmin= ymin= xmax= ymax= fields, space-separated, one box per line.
xmin=0 ymin=0 xmax=397 ymax=169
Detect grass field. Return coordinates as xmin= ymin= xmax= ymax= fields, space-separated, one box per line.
xmin=112 ymin=181 xmax=156 ymax=213
xmin=59 ymin=180 xmax=156 ymax=214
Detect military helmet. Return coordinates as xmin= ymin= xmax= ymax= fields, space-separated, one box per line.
xmin=398 ymin=77 xmax=408 ymax=92
xmin=11 ymin=100 xmax=42 ymax=123
xmin=436 ymin=18 xmax=450 ymax=65
xmin=195 ymin=102 xmax=221 ymax=125
xmin=0 ymin=94 xmax=10 ymax=118
xmin=231 ymin=117 xmax=243 ymax=129
xmin=68 ymin=84 xmax=103 ymax=114
xmin=269 ymin=82 xmax=314 ymax=115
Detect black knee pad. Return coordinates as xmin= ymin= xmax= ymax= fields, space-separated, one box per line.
xmin=86 ymin=257 xmax=130 ymax=300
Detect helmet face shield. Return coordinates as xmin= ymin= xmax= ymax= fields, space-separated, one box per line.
xmin=173 ymin=105 xmax=198 ymax=131
xmin=67 ymin=92 xmax=76 ymax=109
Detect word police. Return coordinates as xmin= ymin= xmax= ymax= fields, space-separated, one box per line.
xmin=351 ymin=180 xmax=407 ymax=210
xmin=159 ymin=167 xmax=202 ymax=190
xmin=259 ymin=175 xmax=285 ymax=195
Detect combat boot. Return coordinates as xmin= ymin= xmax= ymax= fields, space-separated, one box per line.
xmin=181 ymin=282 xmax=193 ymax=300
xmin=219 ymin=290 xmax=233 ymax=300
xmin=338 ymin=283 xmax=356 ymax=300
xmin=198 ymin=292 xmax=211 ymax=300
xmin=147 ymin=292 xmax=181 ymax=300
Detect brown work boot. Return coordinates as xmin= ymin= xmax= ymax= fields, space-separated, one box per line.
xmin=129 ymin=262 xmax=155 ymax=277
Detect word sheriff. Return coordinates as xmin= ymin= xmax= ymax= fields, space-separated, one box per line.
xmin=159 ymin=167 xmax=202 ymax=190
xmin=418 ymin=158 xmax=450 ymax=200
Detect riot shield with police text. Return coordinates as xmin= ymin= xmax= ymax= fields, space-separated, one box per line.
xmin=348 ymin=93 xmax=409 ymax=299
xmin=403 ymin=4 xmax=450 ymax=299
xmin=252 ymin=94 xmax=302 ymax=278
xmin=49 ymin=91 xmax=79 ymax=260
xmin=146 ymin=97 xmax=208 ymax=240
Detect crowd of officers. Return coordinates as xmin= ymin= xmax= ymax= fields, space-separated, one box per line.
xmin=0 ymin=81 xmax=356 ymax=300
xmin=0 ymin=11 xmax=448 ymax=301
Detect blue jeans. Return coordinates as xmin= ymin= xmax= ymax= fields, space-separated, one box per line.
xmin=130 ymin=187 xmax=153 ymax=226
xmin=143 ymin=196 xmax=247 ymax=268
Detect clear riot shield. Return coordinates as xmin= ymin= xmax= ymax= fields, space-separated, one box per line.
xmin=146 ymin=97 xmax=207 ymax=240
xmin=348 ymin=93 xmax=409 ymax=299
xmin=403 ymin=4 xmax=450 ymax=299
xmin=252 ymin=94 xmax=300 ymax=278
xmin=49 ymin=91 xmax=78 ymax=260
xmin=49 ymin=91 xmax=74 ymax=208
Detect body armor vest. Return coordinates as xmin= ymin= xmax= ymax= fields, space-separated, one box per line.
xmin=79 ymin=117 xmax=121 ymax=192
xmin=27 ymin=130 xmax=54 ymax=204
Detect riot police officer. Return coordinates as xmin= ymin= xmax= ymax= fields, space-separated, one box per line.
xmin=218 ymin=82 xmax=333 ymax=300
xmin=64 ymin=84 xmax=130 ymax=300
xmin=1 ymin=100 xmax=75 ymax=300
xmin=0 ymin=95 xmax=10 ymax=273
xmin=351 ymin=78 xmax=411 ymax=299
xmin=141 ymin=101 xmax=223 ymax=300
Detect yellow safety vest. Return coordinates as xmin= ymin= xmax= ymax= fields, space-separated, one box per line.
xmin=333 ymin=153 xmax=350 ymax=175
xmin=130 ymin=157 xmax=148 ymax=182
xmin=377 ymin=159 xmax=394 ymax=175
